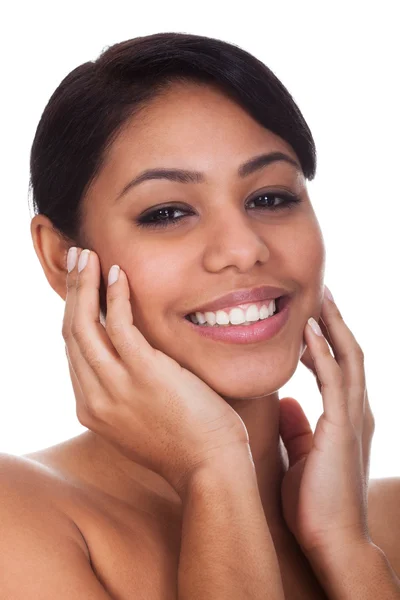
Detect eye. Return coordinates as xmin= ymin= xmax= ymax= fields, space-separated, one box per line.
xmin=135 ymin=191 xmax=303 ymax=229
xmin=247 ymin=191 xmax=302 ymax=211
xmin=136 ymin=206 xmax=188 ymax=229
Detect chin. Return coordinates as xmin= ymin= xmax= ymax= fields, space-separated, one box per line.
xmin=188 ymin=359 xmax=298 ymax=401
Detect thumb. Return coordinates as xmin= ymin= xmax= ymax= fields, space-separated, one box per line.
xmin=279 ymin=397 xmax=313 ymax=467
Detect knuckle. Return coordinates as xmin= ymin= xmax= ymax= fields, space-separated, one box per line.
xmin=75 ymin=276 xmax=85 ymax=294
xmin=105 ymin=324 xmax=137 ymax=362
xmin=366 ymin=406 xmax=375 ymax=433
xmin=355 ymin=345 xmax=365 ymax=361
xmin=76 ymin=393 xmax=102 ymax=425
xmin=349 ymin=383 xmax=365 ymax=398
xmin=62 ymin=322 xmax=70 ymax=340
xmin=65 ymin=273 xmax=76 ymax=291
xmin=77 ymin=395 xmax=112 ymax=428
xmin=114 ymin=336 xmax=135 ymax=358
xmin=106 ymin=278 xmax=118 ymax=297
xmin=93 ymin=398 xmax=115 ymax=424
xmin=80 ymin=342 xmax=102 ymax=370
xmin=71 ymin=320 xmax=86 ymax=343
xmin=320 ymin=343 xmax=333 ymax=358
xmin=334 ymin=368 xmax=345 ymax=388
xmin=345 ymin=426 xmax=358 ymax=446
xmin=106 ymin=289 xmax=119 ymax=309
xmin=368 ymin=414 xmax=376 ymax=434
xmin=106 ymin=319 xmax=125 ymax=336
xmin=334 ymin=307 xmax=344 ymax=321
xmin=76 ymin=403 xmax=93 ymax=428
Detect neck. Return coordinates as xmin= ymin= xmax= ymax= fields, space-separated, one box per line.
xmin=77 ymin=390 xmax=292 ymax=543
xmin=226 ymin=391 xmax=290 ymax=538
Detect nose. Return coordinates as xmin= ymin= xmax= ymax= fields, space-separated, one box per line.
xmin=202 ymin=208 xmax=271 ymax=273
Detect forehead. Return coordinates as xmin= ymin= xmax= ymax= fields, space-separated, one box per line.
xmin=85 ymin=83 xmax=303 ymax=211
xmin=106 ymin=83 xmax=299 ymax=167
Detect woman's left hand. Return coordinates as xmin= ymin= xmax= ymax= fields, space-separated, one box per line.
xmin=278 ymin=285 xmax=376 ymax=558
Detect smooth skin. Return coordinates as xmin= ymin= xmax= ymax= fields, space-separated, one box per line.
xmin=280 ymin=291 xmax=376 ymax=555
xmin=67 ymin=243 xmax=376 ymax=553
xmin=65 ymin=246 xmax=251 ymax=498
xmin=66 ymin=241 xmax=396 ymax=594
xmin=30 ymin=81 xmax=326 ymax=542
xmin=1 ymin=81 xmax=397 ymax=598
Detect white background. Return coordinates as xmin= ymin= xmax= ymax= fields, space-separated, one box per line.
xmin=0 ymin=1 xmax=398 ymax=478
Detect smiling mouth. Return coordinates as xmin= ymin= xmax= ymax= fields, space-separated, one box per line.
xmin=184 ymin=295 xmax=285 ymax=326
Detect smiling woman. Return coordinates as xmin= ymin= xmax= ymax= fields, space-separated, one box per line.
xmin=3 ymin=31 xmax=398 ymax=600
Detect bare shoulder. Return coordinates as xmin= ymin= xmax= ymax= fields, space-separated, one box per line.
xmin=368 ymin=476 xmax=400 ymax=574
xmin=0 ymin=452 xmax=115 ymax=598
xmin=0 ymin=452 xmax=89 ymax=558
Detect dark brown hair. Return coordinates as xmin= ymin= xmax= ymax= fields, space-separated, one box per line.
xmin=29 ymin=31 xmax=316 ymax=246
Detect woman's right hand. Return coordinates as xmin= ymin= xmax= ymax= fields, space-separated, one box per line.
xmin=62 ymin=248 xmax=249 ymax=498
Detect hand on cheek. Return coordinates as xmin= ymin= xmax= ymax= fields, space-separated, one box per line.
xmin=279 ymin=285 xmax=375 ymax=558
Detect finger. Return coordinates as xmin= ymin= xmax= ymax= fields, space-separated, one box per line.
xmin=300 ymin=345 xmax=321 ymax=385
xmin=63 ymin=251 xmax=108 ymax=425
xmin=65 ymin=345 xmax=97 ymax=427
xmin=316 ymin=314 xmax=335 ymax=349
xmin=320 ymin=290 xmax=374 ymax=469
xmin=300 ymin=317 xmax=335 ymax=377
xmin=319 ymin=291 xmax=366 ymax=432
xmin=71 ymin=249 xmax=128 ymax=392
xmin=65 ymin=343 xmax=118 ymax=433
xmin=63 ymin=247 xmax=83 ymax=338
xmin=62 ymin=248 xmax=119 ymax=427
xmin=279 ymin=397 xmax=313 ymax=467
xmin=362 ymin=391 xmax=375 ymax=480
xmin=305 ymin=316 xmax=350 ymax=428
xmin=363 ymin=390 xmax=375 ymax=441
xmin=104 ymin=264 xmax=157 ymax=378
xmin=63 ymin=247 xmax=100 ymax=386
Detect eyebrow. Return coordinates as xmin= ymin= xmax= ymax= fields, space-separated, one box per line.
xmin=115 ymin=151 xmax=302 ymax=202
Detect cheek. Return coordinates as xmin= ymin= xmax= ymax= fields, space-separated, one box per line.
xmin=284 ymin=221 xmax=326 ymax=325
xmin=99 ymin=256 xmax=180 ymax=350
xmin=290 ymin=220 xmax=326 ymax=283
xmin=125 ymin=258 xmax=182 ymax=320
xmin=97 ymin=258 xmax=168 ymax=323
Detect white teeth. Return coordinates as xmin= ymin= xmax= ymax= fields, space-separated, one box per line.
xmin=204 ymin=311 xmax=217 ymax=326
xmin=195 ymin=312 xmax=207 ymax=325
xmin=189 ymin=300 xmax=277 ymax=327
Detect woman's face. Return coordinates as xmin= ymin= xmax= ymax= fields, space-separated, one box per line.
xmin=81 ymin=82 xmax=325 ymax=400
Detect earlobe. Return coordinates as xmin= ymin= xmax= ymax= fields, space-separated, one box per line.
xmin=30 ymin=214 xmax=75 ymax=301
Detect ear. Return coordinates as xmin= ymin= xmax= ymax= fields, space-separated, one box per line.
xmin=30 ymin=215 xmax=75 ymax=302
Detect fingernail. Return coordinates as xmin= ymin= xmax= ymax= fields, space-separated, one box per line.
xmin=67 ymin=247 xmax=78 ymax=273
xmin=324 ymin=285 xmax=334 ymax=302
xmin=78 ymin=249 xmax=90 ymax=272
xmin=308 ymin=317 xmax=323 ymax=336
xmin=108 ymin=265 xmax=120 ymax=286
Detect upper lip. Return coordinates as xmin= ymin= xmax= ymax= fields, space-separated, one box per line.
xmin=186 ymin=285 xmax=291 ymax=315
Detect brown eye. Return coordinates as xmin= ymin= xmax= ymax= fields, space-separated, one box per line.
xmin=135 ymin=192 xmax=302 ymax=230
xmin=247 ymin=191 xmax=302 ymax=211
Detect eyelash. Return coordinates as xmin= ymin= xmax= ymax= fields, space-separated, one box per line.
xmin=135 ymin=191 xmax=302 ymax=229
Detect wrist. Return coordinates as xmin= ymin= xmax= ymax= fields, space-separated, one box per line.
xmin=177 ymin=443 xmax=256 ymax=502
xmin=305 ymin=538 xmax=375 ymax=572
xmin=305 ymin=540 xmax=400 ymax=600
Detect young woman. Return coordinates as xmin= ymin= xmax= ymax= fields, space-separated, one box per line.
xmin=1 ymin=32 xmax=399 ymax=599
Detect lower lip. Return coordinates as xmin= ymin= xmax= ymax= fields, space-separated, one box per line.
xmin=183 ymin=296 xmax=292 ymax=345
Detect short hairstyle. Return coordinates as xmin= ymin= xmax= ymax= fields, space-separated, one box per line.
xmin=29 ymin=31 xmax=316 ymax=245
